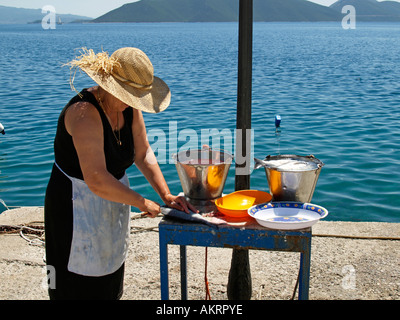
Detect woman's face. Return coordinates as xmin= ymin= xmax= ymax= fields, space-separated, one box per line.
xmin=102 ymin=88 xmax=129 ymax=112
xmin=112 ymin=96 xmax=130 ymax=112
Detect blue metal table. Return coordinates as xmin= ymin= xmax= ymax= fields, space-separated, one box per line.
xmin=158 ymin=217 xmax=312 ymax=300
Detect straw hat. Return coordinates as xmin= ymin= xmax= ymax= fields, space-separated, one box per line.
xmin=66 ymin=47 xmax=171 ymax=113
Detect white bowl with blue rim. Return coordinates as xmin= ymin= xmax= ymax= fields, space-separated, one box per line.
xmin=248 ymin=202 xmax=328 ymax=230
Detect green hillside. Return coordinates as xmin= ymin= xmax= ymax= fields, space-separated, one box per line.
xmin=94 ymin=0 xmax=342 ymax=22
xmin=0 ymin=5 xmax=92 ymax=24
xmin=331 ymin=0 xmax=400 ymax=21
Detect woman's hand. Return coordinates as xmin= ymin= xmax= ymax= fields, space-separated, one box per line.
xmin=163 ymin=193 xmax=199 ymax=214
xmin=140 ymin=198 xmax=161 ymax=218
xmin=141 ymin=195 xmax=198 ymax=218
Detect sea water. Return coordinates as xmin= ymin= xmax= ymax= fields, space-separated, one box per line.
xmin=0 ymin=22 xmax=399 ymax=222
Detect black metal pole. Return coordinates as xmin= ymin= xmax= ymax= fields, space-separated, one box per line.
xmin=235 ymin=0 xmax=253 ymax=186
xmin=227 ymin=0 xmax=253 ymax=300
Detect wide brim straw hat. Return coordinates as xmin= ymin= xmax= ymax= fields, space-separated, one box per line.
xmin=66 ymin=47 xmax=171 ymax=113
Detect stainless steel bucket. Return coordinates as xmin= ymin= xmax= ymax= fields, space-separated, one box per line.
xmin=174 ymin=149 xmax=232 ymax=203
xmin=254 ymin=154 xmax=324 ymax=202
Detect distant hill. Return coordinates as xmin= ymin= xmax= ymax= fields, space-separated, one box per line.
xmin=0 ymin=5 xmax=92 ymax=24
xmin=330 ymin=0 xmax=400 ymax=21
xmin=94 ymin=0 xmax=342 ymax=23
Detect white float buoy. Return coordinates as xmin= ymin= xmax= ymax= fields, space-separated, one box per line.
xmin=0 ymin=122 xmax=5 ymax=135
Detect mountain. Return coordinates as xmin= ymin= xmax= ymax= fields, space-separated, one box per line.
xmin=0 ymin=5 xmax=92 ymax=24
xmin=253 ymin=0 xmax=341 ymax=21
xmin=94 ymin=0 xmax=342 ymax=23
xmin=330 ymin=0 xmax=400 ymax=21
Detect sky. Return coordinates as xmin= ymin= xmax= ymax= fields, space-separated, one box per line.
xmin=0 ymin=0 xmax=399 ymax=19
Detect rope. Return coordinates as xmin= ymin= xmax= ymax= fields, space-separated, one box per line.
xmin=0 ymin=223 xmax=45 ymax=246
xmin=204 ymin=247 xmax=212 ymax=300
xmin=19 ymin=229 xmax=45 ymax=247
xmin=291 ymin=259 xmax=301 ymax=300
xmin=313 ymin=233 xmax=400 ymax=241
xmin=0 ymin=224 xmax=44 ymax=235
xmin=130 ymin=225 xmax=159 ymax=233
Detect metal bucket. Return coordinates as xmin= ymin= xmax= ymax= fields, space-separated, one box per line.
xmin=174 ymin=149 xmax=232 ymax=204
xmin=254 ymin=154 xmax=324 ymax=202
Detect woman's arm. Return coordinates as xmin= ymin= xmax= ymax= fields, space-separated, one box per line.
xmin=64 ymin=101 xmax=161 ymax=216
xmin=132 ymin=109 xmax=197 ymax=213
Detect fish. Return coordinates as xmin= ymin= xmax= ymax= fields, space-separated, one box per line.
xmin=160 ymin=207 xmax=221 ymax=229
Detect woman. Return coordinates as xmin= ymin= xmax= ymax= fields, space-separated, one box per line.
xmin=44 ymin=47 xmax=196 ymax=300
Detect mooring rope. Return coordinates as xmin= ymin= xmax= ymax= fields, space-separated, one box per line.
xmin=312 ymin=233 xmax=400 ymax=241
xmin=204 ymin=247 xmax=212 ymax=300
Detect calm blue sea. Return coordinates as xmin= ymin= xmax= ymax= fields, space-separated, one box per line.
xmin=0 ymin=22 xmax=399 ymax=222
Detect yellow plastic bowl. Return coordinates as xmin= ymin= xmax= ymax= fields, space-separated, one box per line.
xmin=215 ymin=190 xmax=272 ymax=218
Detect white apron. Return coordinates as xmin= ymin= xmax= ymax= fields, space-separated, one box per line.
xmin=55 ymin=163 xmax=131 ymax=277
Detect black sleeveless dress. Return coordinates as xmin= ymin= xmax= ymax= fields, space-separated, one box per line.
xmin=44 ymin=89 xmax=135 ymax=300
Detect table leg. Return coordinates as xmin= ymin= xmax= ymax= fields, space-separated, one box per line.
xmin=160 ymin=240 xmax=169 ymax=300
xmin=298 ymin=245 xmax=311 ymax=300
xmin=180 ymin=245 xmax=188 ymax=300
